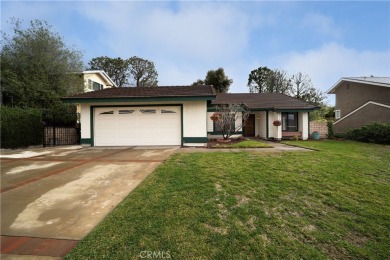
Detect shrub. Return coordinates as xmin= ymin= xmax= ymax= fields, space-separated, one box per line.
xmin=327 ymin=121 xmax=334 ymax=138
xmin=1 ymin=106 xmax=43 ymax=148
xmin=344 ymin=123 xmax=390 ymax=144
xmin=42 ymin=104 xmax=79 ymax=127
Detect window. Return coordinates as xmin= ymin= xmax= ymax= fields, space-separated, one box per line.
xmin=119 ymin=109 xmax=135 ymax=114
xmin=100 ymin=111 xmax=114 ymax=115
xmin=161 ymin=109 xmax=176 ymax=114
xmin=88 ymin=79 xmax=103 ymax=91
xmin=335 ymin=110 xmax=341 ymax=119
xmin=140 ymin=109 xmax=156 ymax=114
xmin=213 ymin=115 xmax=235 ymax=133
xmin=282 ymin=112 xmax=298 ymax=132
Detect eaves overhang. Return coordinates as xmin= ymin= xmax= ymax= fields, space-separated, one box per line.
xmin=62 ymin=95 xmax=216 ymax=103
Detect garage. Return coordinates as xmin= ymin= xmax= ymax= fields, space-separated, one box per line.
xmin=94 ymin=106 xmax=181 ymax=146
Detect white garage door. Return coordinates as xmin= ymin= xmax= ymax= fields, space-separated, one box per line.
xmin=94 ymin=106 xmax=181 ymax=146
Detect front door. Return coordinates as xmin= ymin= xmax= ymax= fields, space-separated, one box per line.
xmin=243 ymin=114 xmax=255 ymax=137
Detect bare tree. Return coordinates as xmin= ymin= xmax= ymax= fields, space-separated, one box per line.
xmin=290 ymin=72 xmax=325 ymax=105
xmin=266 ymin=69 xmax=291 ymax=94
xmin=211 ymin=104 xmax=250 ymax=140
xmin=290 ymin=72 xmax=313 ymax=99
xmin=128 ymin=56 xmax=158 ymax=87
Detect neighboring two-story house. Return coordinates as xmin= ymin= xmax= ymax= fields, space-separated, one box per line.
xmin=82 ymin=70 xmax=118 ymax=91
xmin=327 ymin=77 xmax=390 ymax=133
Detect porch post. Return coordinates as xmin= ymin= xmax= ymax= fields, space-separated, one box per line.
xmin=266 ymin=110 xmax=269 ymax=139
xmin=308 ymin=112 xmax=310 ymax=139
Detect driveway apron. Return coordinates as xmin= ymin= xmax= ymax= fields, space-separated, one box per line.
xmin=1 ymin=146 xmax=178 ymax=257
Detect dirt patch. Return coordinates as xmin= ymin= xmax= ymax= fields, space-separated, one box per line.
xmin=318 ymin=243 xmax=350 ymax=259
xmin=215 ymin=183 xmax=223 ymax=192
xmin=232 ymin=194 xmax=249 ymax=208
xmin=204 ymin=224 xmax=228 ymax=235
xmin=207 ymin=137 xmax=245 ymax=148
xmin=347 ymin=232 xmax=369 ymax=247
xmin=302 ymin=224 xmax=317 ymax=233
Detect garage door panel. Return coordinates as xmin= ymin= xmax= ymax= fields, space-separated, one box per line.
xmin=94 ymin=106 xmax=181 ymax=146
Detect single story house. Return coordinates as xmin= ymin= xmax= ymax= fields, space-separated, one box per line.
xmin=62 ymin=85 xmax=318 ymax=147
xmin=327 ymin=77 xmax=390 ymax=133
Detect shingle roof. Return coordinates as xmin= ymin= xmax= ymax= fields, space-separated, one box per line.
xmin=346 ymin=77 xmax=390 ymax=85
xmin=327 ymin=77 xmax=390 ymax=94
xmin=212 ymin=93 xmax=318 ymax=110
xmin=63 ymin=85 xmax=216 ymax=99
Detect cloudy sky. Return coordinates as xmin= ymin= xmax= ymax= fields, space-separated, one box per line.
xmin=2 ymin=1 xmax=389 ymax=104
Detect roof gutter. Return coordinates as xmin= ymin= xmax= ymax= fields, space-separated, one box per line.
xmin=62 ymin=95 xmax=216 ymax=103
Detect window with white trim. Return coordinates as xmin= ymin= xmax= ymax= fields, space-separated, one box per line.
xmin=335 ymin=110 xmax=341 ymax=119
xmin=282 ymin=112 xmax=298 ymax=132
xmin=88 ymin=79 xmax=103 ymax=91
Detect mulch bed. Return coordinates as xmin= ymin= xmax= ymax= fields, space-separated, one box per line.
xmin=207 ymin=137 xmax=246 ymax=148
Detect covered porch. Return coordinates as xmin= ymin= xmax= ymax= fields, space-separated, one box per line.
xmin=243 ymin=110 xmax=310 ymax=140
xmin=207 ymin=93 xmax=319 ymax=141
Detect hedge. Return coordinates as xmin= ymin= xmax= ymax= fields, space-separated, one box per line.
xmin=343 ymin=123 xmax=390 ymax=145
xmin=1 ymin=106 xmax=43 ymax=149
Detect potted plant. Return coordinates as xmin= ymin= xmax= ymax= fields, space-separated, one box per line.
xmin=312 ymin=131 xmax=320 ymax=140
xmin=273 ymin=120 xmax=281 ymax=126
xmin=210 ymin=113 xmax=220 ymax=121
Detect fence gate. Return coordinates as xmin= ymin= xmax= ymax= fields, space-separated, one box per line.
xmin=43 ymin=112 xmax=81 ymax=147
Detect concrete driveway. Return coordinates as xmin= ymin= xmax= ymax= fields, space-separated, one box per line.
xmin=1 ymin=146 xmax=178 ymax=257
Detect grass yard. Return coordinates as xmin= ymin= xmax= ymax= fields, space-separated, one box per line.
xmin=211 ymin=139 xmax=273 ymax=148
xmin=66 ymin=140 xmax=390 ymax=259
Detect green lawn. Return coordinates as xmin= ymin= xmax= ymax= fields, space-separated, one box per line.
xmin=66 ymin=140 xmax=390 ymax=259
xmin=211 ymin=139 xmax=273 ymax=148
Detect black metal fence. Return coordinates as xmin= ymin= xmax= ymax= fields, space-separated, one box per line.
xmin=43 ymin=111 xmax=81 ymax=147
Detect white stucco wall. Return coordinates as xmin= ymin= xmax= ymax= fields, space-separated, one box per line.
xmin=80 ymin=104 xmax=91 ymax=140
xmin=79 ymin=100 xmax=207 ymax=145
xmin=257 ymin=111 xmax=267 ymax=138
xmin=298 ymin=112 xmax=309 ymax=140
xmin=182 ymin=101 xmax=207 ymax=138
xmin=268 ymin=111 xmax=282 ymax=139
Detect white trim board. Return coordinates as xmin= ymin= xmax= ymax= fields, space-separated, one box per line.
xmin=327 ymin=78 xmax=390 ymax=94
xmin=334 ymin=101 xmax=390 ymax=125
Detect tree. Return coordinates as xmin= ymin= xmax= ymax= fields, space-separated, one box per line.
xmin=203 ymin=68 xmax=233 ymax=93
xmin=88 ymin=56 xmax=129 ymax=87
xmin=247 ymin=66 xmax=272 ymax=93
xmin=290 ymin=72 xmax=312 ymax=99
xmin=191 ymin=79 xmax=205 ymax=86
xmin=247 ymin=67 xmax=325 ymax=105
xmin=128 ymin=56 xmax=158 ymax=87
xmin=266 ymin=69 xmax=291 ymax=94
xmin=301 ymin=87 xmax=326 ymax=106
xmin=1 ymin=19 xmax=84 ymax=109
xmin=290 ymin=72 xmax=326 ymax=105
xmin=210 ymin=104 xmax=249 ymax=140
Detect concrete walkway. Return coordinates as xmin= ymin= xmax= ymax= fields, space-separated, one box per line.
xmin=1 ymin=146 xmax=179 ymax=258
xmin=177 ymin=141 xmax=312 ymax=153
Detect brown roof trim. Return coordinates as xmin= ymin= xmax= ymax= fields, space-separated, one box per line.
xmin=212 ymin=93 xmax=318 ymax=110
xmin=63 ymin=85 xmax=216 ymax=99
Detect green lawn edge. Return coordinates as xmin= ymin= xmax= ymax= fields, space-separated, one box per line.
xmin=66 ymin=140 xmax=390 ymax=259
